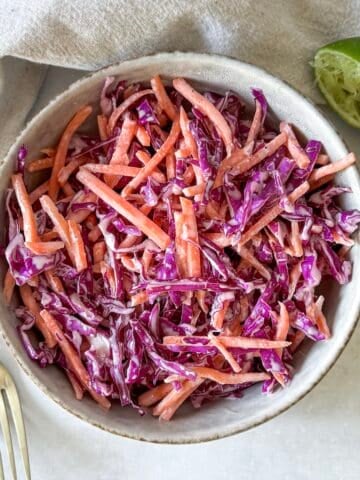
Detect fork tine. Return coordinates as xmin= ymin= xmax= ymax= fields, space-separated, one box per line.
xmin=0 ymin=451 xmax=4 ymax=480
xmin=0 ymin=391 xmax=17 ymax=480
xmin=3 ymin=377 xmax=31 ymax=480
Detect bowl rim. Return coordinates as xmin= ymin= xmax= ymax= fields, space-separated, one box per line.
xmin=1 ymin=51 xmax=359 ymax=444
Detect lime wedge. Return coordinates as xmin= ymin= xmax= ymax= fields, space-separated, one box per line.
xmin=314 ymin=37 xmax=360 ymax=128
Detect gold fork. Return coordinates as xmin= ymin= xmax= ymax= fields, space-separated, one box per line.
xmin=0 ymin=364 xmax=31 ymax=480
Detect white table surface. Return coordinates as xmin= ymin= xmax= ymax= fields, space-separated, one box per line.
xmin=0 ymin=62 xmax=359 ymax=480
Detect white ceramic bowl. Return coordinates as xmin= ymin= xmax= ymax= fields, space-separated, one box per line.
xmin=1 ymin=52 xmax=359 ymax=444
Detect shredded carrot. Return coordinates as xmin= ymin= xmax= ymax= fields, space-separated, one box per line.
xmin=280 ymin=122 xmax=310 ymax=169
xmin=29 ymin=180 xmax=49 ymax=204
xmin=19 ymin=285 xmax=56 ymax=347
xmin=290 ymin=222 xmax=303 ymax=257
xmin=3 ymin=270 xmax=15 ymax=306
xmin=12 ymin=174 xmax=39 ymax=243
xmin=151 ymin=75 xmax=177 ymax=121
xmin=173 ymin=78 xmax=234 ymax=156
xmin=238 ymin=181 xmax=309 ymax=247
xmin=41 ymin=148 xmax=56 ymax=157
xmin=105 ymin=114 xmax=138 ymax=187
xmin=138 ymin=383 xmax=173 ymax=407
xmin=123 ymin=117 xmax=180 ymax=195
xmin=246 ymin=99 xmax=262 ymax=147
xmin=289 ymin=330 xmax=306 ymax=353
xmin=76 ymin=169 xmax=170 ymax=249
xmin=25 ymin=241 xmax=64 ymax=255
xmin=108 ymin=89 xmax=153 ymax=134
xmin=316 ymin=154 xmax=329 ymax=165
xmin=40 ymin=309 xmax=111 ymax=409
xmin=135 ymin=150 xmax=167 ymax=183
xmin=209 ymin=332 xmax=241 ymax=373
xmin=39 ymin=195 xmax=73 ymax=261
xmin=309 ymin=173 xmax=335 ymax=192
xmin=237 ymin=245 xmax=271 ymax=280
xmin=142 ymin=249 xmax=153 ymax=274
xmin=309 ymin=153 xmax=356 ymax=183
xmin=62 ymin=182 xmax=75 ymax=197
xmin=211 ymin=301 xmax=230 ymax=331
xmin=131 ymin=291 xmax=149 ymax=306
xmin=27 ymin=156 xmax=54 ymax=172
xmin=192 ymin=367 xmax=270 ymax=385
xmin=88 ymin=226 xmax=102 ymax=243
xmin=163 ymin=336 xmax=291 ymax=349
xmin=203 ymin=232 xmax=232 ymax=248
xmin=83 ymin=164 xmax=141 ymax=177
xmin=314 ymin=296 xmax=331 ymax=339
xmin=68 ymin=220 xmax=88 ymax=272
xmin=93 ymin=241 xmax=106 ymax=264
xmin=180 ymin=197 xmax=201 ymax=277
xmin=41 ymin=230 xmax=59 ymax=241
xmin=179 ymin=106 xmax=198 ymax=159
xmin=153 ymin=377 xmax=204 ymax=420
xmin=58 ymin=157 xmax=88 ymax=186
xmin=66 ymin=370 xmax=84 ymax=400
xmin=48 ymin=105 xmax=92 ymax=200
xmin=97 ymin=114 xmax=108 ymax=142
xmin=174 ymin=211 xmax=188 ymax=277
xmin=45 ymin=269 xmax=64 ymax=293
xmin=288 ymin=262 xmax=301 ymax=300
xmin=27 ymin=275 xmax=39 ymax=288
xmin=183 ymin=183 xmax=206 ymax=198
xmin=136 ymin=125 xmax=151 ymax=146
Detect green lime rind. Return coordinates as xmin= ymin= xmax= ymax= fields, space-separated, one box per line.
xmin=314 ymin=37 xmax=360 ymax=128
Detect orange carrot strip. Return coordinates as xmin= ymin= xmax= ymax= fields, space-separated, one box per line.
xmin=131 ymin=291 xmax=149 ymax=307
xmin=153 ymin=378 xmax=204 ymax=420
xmin=3 ymin=270 xmax=15 ymax=306
xmin=280 ymin=122 xmax=310 ymax=169
xmin=25 ymin=241 xmax=64 ymax=255
xmin=97 ymin=114 xmax=108 ymax=142
xmin=66 ymin=370 xmax=84 ymax=400
xmin=238 ymin=181 xmax=309 ymax=247
xmin=314 ymin=296 xmax=331 ymax=339
xmin=192 ymin=367 xmax=270 ymax=385
xmin=135 ymin=150 xmax=167 ymax=183
xmin=106 ymin=115 xmax=138 ymax=187
xmin=88 ymin=226 xmax=102 ymax=243
xmin=138 ymin=383 xmax=173 ymax=407
xmin=12 ymin=174 xmax=39 ymax=243
xmin=77 ymin=169 xmax=170 ymax=249
xmin=246 ymin=100 xmax=262 ymax=147
xmin=40 ymin=309 xmax=111 ymax=409
xmin=41 ymin=148 xmax=56 ymax=156
xmin=173 ymin=78 xmax=233 ymax=156
xmin=209 ymin=332 xmax=241 ymax=373
xmin=27 ymin=156 xmax=54 ymax=172
xmin=49 ymin=105 xmax=92 ymax=200
xmin=174 ymin=211 xmax=188 ymax=277
xmin=290 ymin=222 xmax=303 ymax=257
xmin=62 ymin=182 xmax=75 ymax=197
xmin=29 ymin=180 xmax=49 ymax=204
xmin=309 ymin=153 xmax=356 ymax=183
xmin=19 ymin=285 xmax=56 ymax=347
xmin=203 ymin=232 xmax=232 ymax=248
xmin=180 ymin=197 xmax=201 ymax=277
xmin=123 ymin=117 xmax=180 ymax=195
xmin=136 ymin=125 xmax=151 ymax=147
xmin=83 ymin=164 xmax=141 ymax=176
xmin=58 ymin=157 xmax=88 ymax=186
xmin=179 ymin=106 xmax=198 ymax=159
xmin=41 ymin=230 xmax=59 ymax=241
xmin=108 ymin=89 xmax=153 ymax=133
xmin=27 ymin=276 xmax=39 ymax=288
xmin=166 ymin=153 xmax=176 ymax=181
xmin=288 ymin=262 xmax=301 ymax=300
xmin=289 ymin=330 xmax=306 ymax=353
xmin=45 ymin=269 xmax=64 ymax=293
xmin=68 ymin=220 xmax=88 ymax=272
xmin=316 ymin=154 xmax=329 ymax=165
xmin=211 ymin=300 xmax=230 ymax=331
xmin=183 ymin=183 xmax=206 ymax=198
xmin=93 ymin=241 xmax=106 ymax=264
xmin=142 ymin=249 xmax=153 ymax=274
xmin=183 ymin=165 xmax=195 ymax=185
xmin=151 ymin=75 xmax=177 ymax=121
xmin=308 ymin=174 xmax=335 ymax=192
xmin=163 ymin=336 xmax=291 ymax=349
xmin=273 ymin=302 xmax=290 ymax=386
xmin=39 ymin=195 xmax=73 ymax=260
xmin=237 ymin=245 xmax=271 ymax=280
xmin=233 ymin=132 xmax=287 ymax=176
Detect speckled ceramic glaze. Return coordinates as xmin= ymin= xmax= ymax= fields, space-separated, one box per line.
xmin=0 ymin=52 xmax=359 ymax=444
